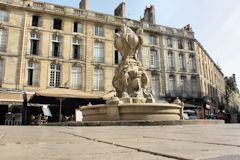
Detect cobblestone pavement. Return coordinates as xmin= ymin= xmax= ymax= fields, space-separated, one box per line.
xmin=0 ymin=124 xmax=239 ymax=160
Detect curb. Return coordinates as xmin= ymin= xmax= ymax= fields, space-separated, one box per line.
xmin=44 ymin=120 xmax=225 ymax=127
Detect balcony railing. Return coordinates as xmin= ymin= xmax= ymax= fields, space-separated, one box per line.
xmin=54 ymin=6 xmax=64 ymax=13
xmin=74 ymin=9 xmax=86 ymax=17
xmin=95 ymin=13 xmax=106 ymax=20
xmin=32 ymin=2 xmax=45 ymax=9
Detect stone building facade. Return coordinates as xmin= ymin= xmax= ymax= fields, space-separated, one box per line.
xmin=0 ymin=0 xmax=225 ymax=123
xmin=195 ymin=41 xmax=225 ymax=112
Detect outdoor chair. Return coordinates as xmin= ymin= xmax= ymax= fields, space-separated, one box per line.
xmin=14 ymin=113 xmax=22 ymax=125
xmin=5 ymin=113 xmax=14 ymax=125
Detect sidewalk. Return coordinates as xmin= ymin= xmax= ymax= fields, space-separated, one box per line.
xmin=0 ymin=124 xmax=239 ymax=160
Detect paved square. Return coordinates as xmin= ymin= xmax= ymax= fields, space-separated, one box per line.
xmin=0 ymin=124 xmax=239 ymax=160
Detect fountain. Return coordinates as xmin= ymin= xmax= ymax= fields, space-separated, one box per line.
xmin=81 ymin=25 xmax=182 ymax=122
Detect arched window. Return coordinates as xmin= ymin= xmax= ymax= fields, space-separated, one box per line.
xmin=191 ymin=77 xmax=198 ymax=94
xmin=50 ymin=63 xmax=61 ymax=87
xmin=95 ymin=25 xmax=103 ymax=37
xmin=93 ymin=68 xmax=104 ymax=90
xmin=29 ymin=32 xmax=40 ymax=55
xmin=188 ymin=54 xmax=196 ymax=72
xmin=150 ymin=50 xmax=158 ymax=68
xmin=0 ymin=28 xmax=7 ymax=52
xmin=71 ymin=66 xmax=82 ymax=89
xmin=180 ymin=76 xmax=187 ymax=94
xmin=74 ymin=22 xmax=83 ymax=33
xmin=178 ymin=39 xmax=184 ymax=49
xmin=72 ymin=37 xmax=83 ymax=60
xmin=52 ymin=34 xmax=61 ymax=57
xmin=179 ymin=53 xmax=185 ymax=71
xmin=94 ymin=42 xmax=104 ymax=63
xmin=27 ymin=62 xmax=39 ymax=86
xmin=168 ymin=52 xmax=175 ymax=70
xmin=149 ymin=35 xmax=157 ymax=45
xmin=167 ymin=38 xmax=173 ymax=48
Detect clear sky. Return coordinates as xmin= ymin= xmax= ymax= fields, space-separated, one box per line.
xmin=39 ymin=0 xmax=240 ymax=87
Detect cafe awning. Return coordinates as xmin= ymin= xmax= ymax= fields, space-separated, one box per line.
xmin=28 ymin=88 xmax=103 ymax=122
xmin=0 ymin=91 xmax=23 ymax=105
xmin=35 ymin=88 xmax=101 ymax=99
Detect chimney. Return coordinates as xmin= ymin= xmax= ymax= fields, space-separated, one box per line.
xmin=79 ymin=0 xmax=88 ymax=10
xmin=141 ymin=5 xmax=156 ymax=24
xmin=114 ymin=2 xmax=126 ymax=17
xmin=232 ymin=74 xmax=236 ymax=83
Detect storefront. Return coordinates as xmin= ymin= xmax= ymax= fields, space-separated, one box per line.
xmin=28 ymin=88 xmax=103 ymax=123
xmin=0 ymin=91 xmax=23 ymax=125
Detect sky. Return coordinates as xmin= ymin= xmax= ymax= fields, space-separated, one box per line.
xmin=39 ymin=0 xmax=240 ymax=87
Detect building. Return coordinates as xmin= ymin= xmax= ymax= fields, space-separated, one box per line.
xmin=195 ymin=41 xmax=225 ymax=113
xmin=0 ymin=0 xmax=226 ymax=124
xmin=225 ymin=74 xmax=240 ymax=118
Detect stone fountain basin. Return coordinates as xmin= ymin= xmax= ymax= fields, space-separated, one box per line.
xmin=81 ymin=103 xmax=181 ymax=121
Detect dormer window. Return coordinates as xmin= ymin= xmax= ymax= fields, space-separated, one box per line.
xmin=32 ymin=15 xmax=40 ymax=27
xmin=53 ymin=18 xmax=62 ymax=30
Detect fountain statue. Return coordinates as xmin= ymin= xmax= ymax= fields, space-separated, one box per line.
xmin=112 ymin=25 xmax=154 ymax=103
xmin=81 ymin=25 xmax=182 ymax=121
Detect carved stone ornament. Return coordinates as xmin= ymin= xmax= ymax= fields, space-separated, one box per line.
xmin=112 ymin=25 xmax=154 ymax=103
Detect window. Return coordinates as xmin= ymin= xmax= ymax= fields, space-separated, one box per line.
xmin=188 ymin=41 xmax=194 ymax=51
xmin=32 ymin=15 xmax=40 ymax=27
xmin=150 ymin=35 xmax=157 ymax=45
xmin=53 ymin=18 xmax=62 ymax=30
xmin=167 ymin=38 xmax=173 ymax=48
xmin=0 ymin=28 xmax=7 ymax=52
xmin=169 ymin=75 xmax=176 ymax=93
xmin=50 ymin=64 xmax=61 ymax=87
xmin=52 ymin=35 xmax=61 ymax=57
xmin=136 ymin=51 xmax=142 ymax=63
xmin=188 ymin=55 xmax=196 ymax=71
xmin=94 ymin=42 xmax=104 ymax=63
xmin=94 ymin=68 xmax=104 ymax=90
xmin=114 ymin=50 xmax=122 ymax=64
xmin=72 ymin=38 xmax=83 ymax=60
xmin=191 ymin=77 xmax=198 ymax=94
xmin=151 ymin=74 xmax=160 ymax=97
xmin=180 ymin=76 xmax=187 ymax=93
xmin=30 ymin=32 xmax=40 ymax=55
xmin=178 ymin=40 xmax=184 ymax=49
xmin=150 ymin=50 xmax=158 ymax=68
xmin=168 ymin=52 xmax=174 ymax=70
xmin=95 ymin=25 xmax=103 ymax=37
xmin=71 ymin=66 xmax=82 ymax=89
xmin=74 ymin=22 xmax=83 ymax=33
xmin=0 ymin=60 xmax=4 ymax=84
xmin=27 ymin=62 xmax=39 ymax=86
xmin=179 ymin=53 xmax=185 ymax=71
xmin=0 ymin=10 xmax=8 ymax=22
